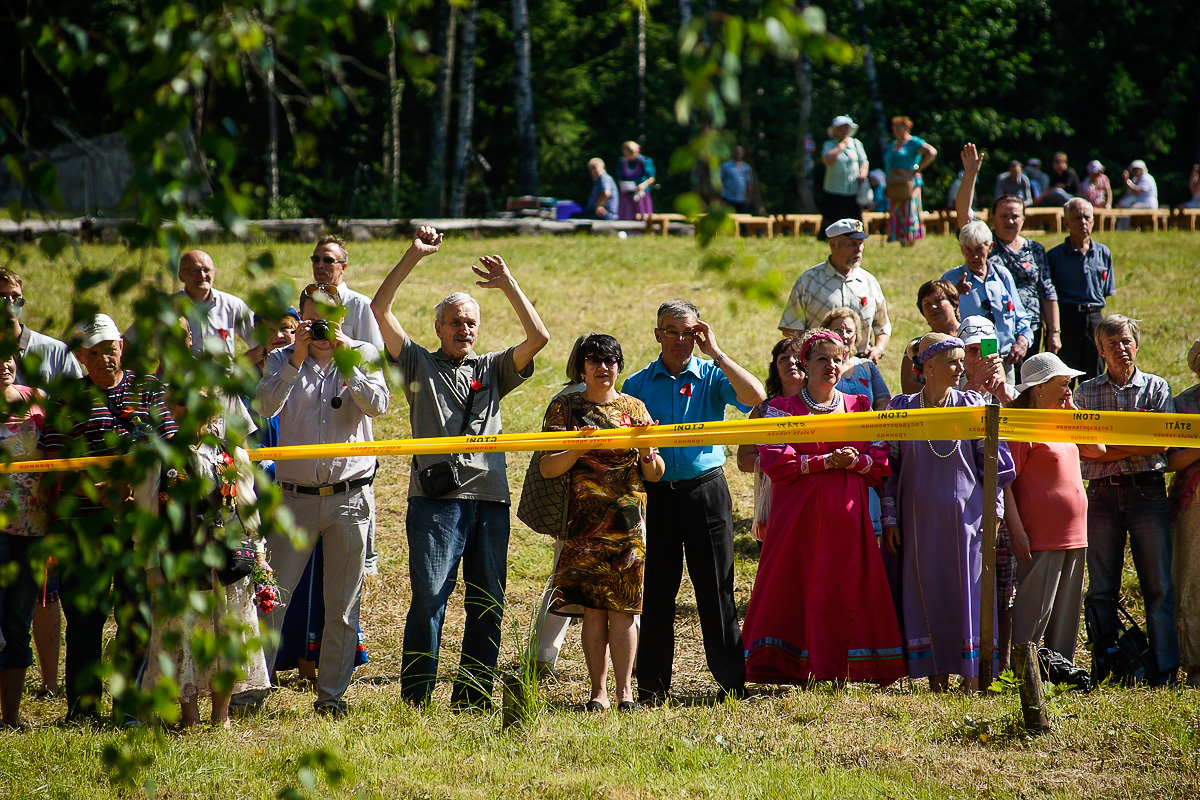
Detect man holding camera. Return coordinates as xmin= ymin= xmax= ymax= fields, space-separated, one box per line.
xmin=371 ymin=227 xmax=549 ymax=709
xmin=256 ymin=284 xmax=389 ymax=716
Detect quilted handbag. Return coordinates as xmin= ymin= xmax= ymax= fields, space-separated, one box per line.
xmin=517 ymin=451 xmax=569 ymax=539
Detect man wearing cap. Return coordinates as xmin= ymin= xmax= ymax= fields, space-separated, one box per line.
xmin=1117 ymin=160 xmax=1158 ymax=209
xmin=39 ymin=314 xmax=178 ymax=722
xmin=820 ymin=116 xmax=869 ymax=236
xmin=1074 ymin=314 xmax=1178 ymax=685
xmin=256 ymin=284 xmax=388 ymax=716
xmin=623 ymin=299 xmax=765 ymax=705
xmin=1046 ymin=198 xmax=1114 ymax=381
xmin=719 ymin=146 xmax=753 ymax=213
xmin=779 ymin=219 xmax=890 ymax=363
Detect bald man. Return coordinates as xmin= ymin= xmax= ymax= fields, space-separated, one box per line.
xmin=127 ymin=250 xmax=254 ymax=359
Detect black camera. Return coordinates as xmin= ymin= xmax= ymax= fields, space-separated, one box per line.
xmin=309 ymin=319 xmax=331 ymax=340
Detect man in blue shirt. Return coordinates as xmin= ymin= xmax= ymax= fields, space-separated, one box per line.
xmin=719 ymin=146 xmax=753 ymax=213
xmin=621 ymin=300 xmax=766 ymax=704
xmin=586 ymin=158 xmax=619 ymax=220
xmin=1046 ymin=198 xmax=1115 ymax=381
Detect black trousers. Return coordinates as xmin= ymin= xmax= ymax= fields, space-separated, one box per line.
xmin=1058 ymin=305 xmax=1104 ymax=382
xmin=637 ymin=470 xmax=745 ymax=701
xmin=58 ymin=507 xmax=148 ymax=720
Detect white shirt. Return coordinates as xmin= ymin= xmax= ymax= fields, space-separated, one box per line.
xmin=256 ymin=340 xmax=389 ymax=486
xmin=17 ymin=325 xmax=84 ymax=385
xmin=125 ymin=289 xmax=254 ymax=358
xmin=337 ymin=283 xmax=385 ymax=352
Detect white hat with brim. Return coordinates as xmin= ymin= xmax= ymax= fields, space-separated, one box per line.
xmin=958 ymin=316 xmax=996 ymax=347
xmin=74 ymin=313 xmax=123 ymax=349
xmin=1128 ymin=159 xmax=1148 ymax=172
xmin=824 ymin=218 xmax=869 ymax=240
xmin=828 ymin=115 xmax=859 ymax=139
xmin=1015 ymin=352 xmax=1085 ymax=394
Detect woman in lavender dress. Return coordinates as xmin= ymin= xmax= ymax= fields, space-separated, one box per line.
xmin=616 ymin=141 xmax=656 ymax=220
xmin=881 ymin=333 xmax=1015 ymax=693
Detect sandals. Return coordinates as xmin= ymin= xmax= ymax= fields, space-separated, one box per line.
xmin=583 ymin=700 xmax=607 ymax=713
xmin=617 ymin=701 xmax=639 ymax=714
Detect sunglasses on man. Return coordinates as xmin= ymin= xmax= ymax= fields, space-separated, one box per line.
xmin=310 ymin=255 xmax=347 ymax=265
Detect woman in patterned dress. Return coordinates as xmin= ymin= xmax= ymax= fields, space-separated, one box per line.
xmin=539 ymin=334 xmax=664 ymax=712
xmin=883 ymin=116 xmax=937 ymax=245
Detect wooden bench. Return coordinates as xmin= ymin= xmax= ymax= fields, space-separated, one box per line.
xmin=1094 ymin=207 xmax=1171 ymax=232
xmin=919 ymin=212 xmax=949 ymax=235
xmin=775 ymin=214 xmax=822 ymax=236
xmin=728 ymin=214 xmax=774 ymax=238
xmin=1022 ymin=207 xmax=1064 ymax=233
xmin=639 ymin=213 xmax=688 ymax=236
xmin=861 ymin=211 xmax=889 ymax=235
xmin=1171 ymin=207 xmax=1200 ymax=231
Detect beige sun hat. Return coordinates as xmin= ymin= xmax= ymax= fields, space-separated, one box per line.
xmin=1015 ymin=352 xmax=1085 ymax=393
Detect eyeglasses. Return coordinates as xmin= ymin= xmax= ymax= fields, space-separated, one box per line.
xmin=0 ymin=295 xmax=24 ymax=307
xmin=310 ymin=255 xmax=347 ymax=265
xmin=657 ymin=328 xmax=698 ymax=342
xmin=181 ymin=266 xmax=213 ymax=276
xmin=301 ymin=283 xmax=341 ymax=305
xmin=585 ymin=355 xmax=620 ymax=368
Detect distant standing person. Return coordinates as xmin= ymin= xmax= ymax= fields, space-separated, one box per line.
xmin=820 ymin=115 xmax=869 ymax=236
xmin=1117 ymin=160 xmax=1158 ymax=209
xmin=719 ymin=146 xmax=753 ymax=213
xmin=1082 ymin=161 xmax=1112 ymax=209
xmin=1046 ymin=199 xmax=1114 ymax=381
xmin=616 ymin=141 xmax=656 ymax=220
xmin=586 ymin=158 xmax=619 ymax=220
xmin=883 ymin=116 xmax=937 ymax=245
xmin=622 ymin=300 xmax=766 ymax=705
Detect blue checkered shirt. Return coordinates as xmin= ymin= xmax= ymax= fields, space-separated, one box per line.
xmin=1074 ymin=368 xmax=1175 ymax=478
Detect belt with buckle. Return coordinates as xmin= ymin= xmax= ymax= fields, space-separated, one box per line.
xmin=1064 ymin=302 xmax=1104 ymax=313
xmin=648 ymin=466 xmax=724 ymax=492
xmin=1093 ymin=472 xmax=1164 ymax=488
xmin=280 ymin=476 xmax=374 ymax=496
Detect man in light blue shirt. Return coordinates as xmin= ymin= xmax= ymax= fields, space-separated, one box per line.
xmin=718 ymin=146 xmax=753 ymax=212
xmin=942 ymin=221 xmax=1032 ymax=380
xmin=621 ymin=300 xmax=765 ymax=705
xmin=586 ymin=158 xmax=619 ymax=220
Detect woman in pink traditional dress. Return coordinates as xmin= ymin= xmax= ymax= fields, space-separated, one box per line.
xmin=741 ymin=330 xmax=904 ymax=685
xmin=616 ymin=141 xmax=656 ymax=220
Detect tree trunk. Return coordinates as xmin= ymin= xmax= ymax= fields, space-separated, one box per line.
xmin=795 ymin=54 xmax=817 ymax=213
xmin=636 ymin=6 xmax=647 ymax=143
xmin=388 ymin=16 xmax=403 ymax=216
xmin=266 ymin=38 xmax=279 ymax=216
xmin=449 ymin=0 xmax=478 ymax=218
xmin=852 ymin=0 xmax=889 ymax=160
xmin=425 ymin=0 xmax=457 ymax=217
xmin=511 ymin=0 xmax=539 ymax=195
xmin=679 ymin=0 xmax=691 ymax=29
xmin=1013 ymin=642 xmax=1051 ymax=734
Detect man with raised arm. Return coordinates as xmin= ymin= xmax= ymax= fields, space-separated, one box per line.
xmin=371 ymin=226 xmax=550 ymax=709
xmin=622 ymin=300 xmax=766 ymax=705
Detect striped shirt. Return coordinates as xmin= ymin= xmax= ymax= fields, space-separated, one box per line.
xmin=39 ymin=372 xmax=178 ymax=456
xmin=1074 ymin=368 xmax=1174 ymax=478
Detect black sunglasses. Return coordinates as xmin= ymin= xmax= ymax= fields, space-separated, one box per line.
xmin=310 ymin=255 xmax=347 ymax=265
xmin=585 ymin=355 xmax=620 ymax=368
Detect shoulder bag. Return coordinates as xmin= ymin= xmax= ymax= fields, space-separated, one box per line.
xmin=517 ymin=397 xmax=570 ymax=538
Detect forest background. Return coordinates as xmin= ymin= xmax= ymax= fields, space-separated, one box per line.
xmin=3 ymin=0 xmax=1199 ymax=222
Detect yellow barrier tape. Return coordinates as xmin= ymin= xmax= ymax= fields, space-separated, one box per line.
xmin=4 ymin=406 xmax=1198 ymax=474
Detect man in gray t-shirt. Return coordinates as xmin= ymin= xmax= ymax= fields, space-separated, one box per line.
xmin=372 ymin=226 xmax=549 ymax=708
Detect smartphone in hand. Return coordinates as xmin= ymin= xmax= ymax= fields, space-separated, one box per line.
xmin=979 ymin=336 xmax=999 ymax=358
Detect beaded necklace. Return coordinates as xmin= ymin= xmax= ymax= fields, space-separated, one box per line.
xmin=919 ymin=388 xmax=960 ymax=459
xmin=801 ymin=386 xmax=841 ymax=414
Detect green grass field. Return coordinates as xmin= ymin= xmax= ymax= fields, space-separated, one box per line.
xmin=2 ymin=230 xmax=1200 ymax=799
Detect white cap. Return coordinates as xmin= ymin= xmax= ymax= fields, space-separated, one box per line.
xmin=1128 ymin=159 xmax=1148 ymax=172
xmin=824 ymin=218 xmax=869 ymax=240
xmin=1015 ymin=352 xmax=1085 ymax=393
xmin=74 ymin=314 xmax=122 ymax=349
xmin=959 ymin=315 xmax=996 ymax=346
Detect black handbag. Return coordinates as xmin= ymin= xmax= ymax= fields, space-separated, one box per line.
xmin=415 ymin=370 xmax=480 ymax=498
xmin=1036 ymin=647 xmax=1092 ymax=693
xmin=1085 ymin=598 xmax=1159 ymax=687
xmin=516 ymin=451 xmax=568 ymax=538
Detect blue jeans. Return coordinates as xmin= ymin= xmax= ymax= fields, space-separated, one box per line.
xmin=1084 ymin=480 xmax=1179 ymax=681
xmin=401 ymin=497 xmax=510 ymax=707
xmin=0 ymin=534 xmax=38 ymax=670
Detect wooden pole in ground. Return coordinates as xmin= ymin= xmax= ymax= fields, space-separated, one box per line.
xmin=979 ymin=403 xmax=999 ymax=687
xmin=1012 ymin=641 xmax=1051 ymax=733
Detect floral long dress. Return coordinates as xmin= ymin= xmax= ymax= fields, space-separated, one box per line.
xmin=541 ymin=392 xmax=653 ymax=616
